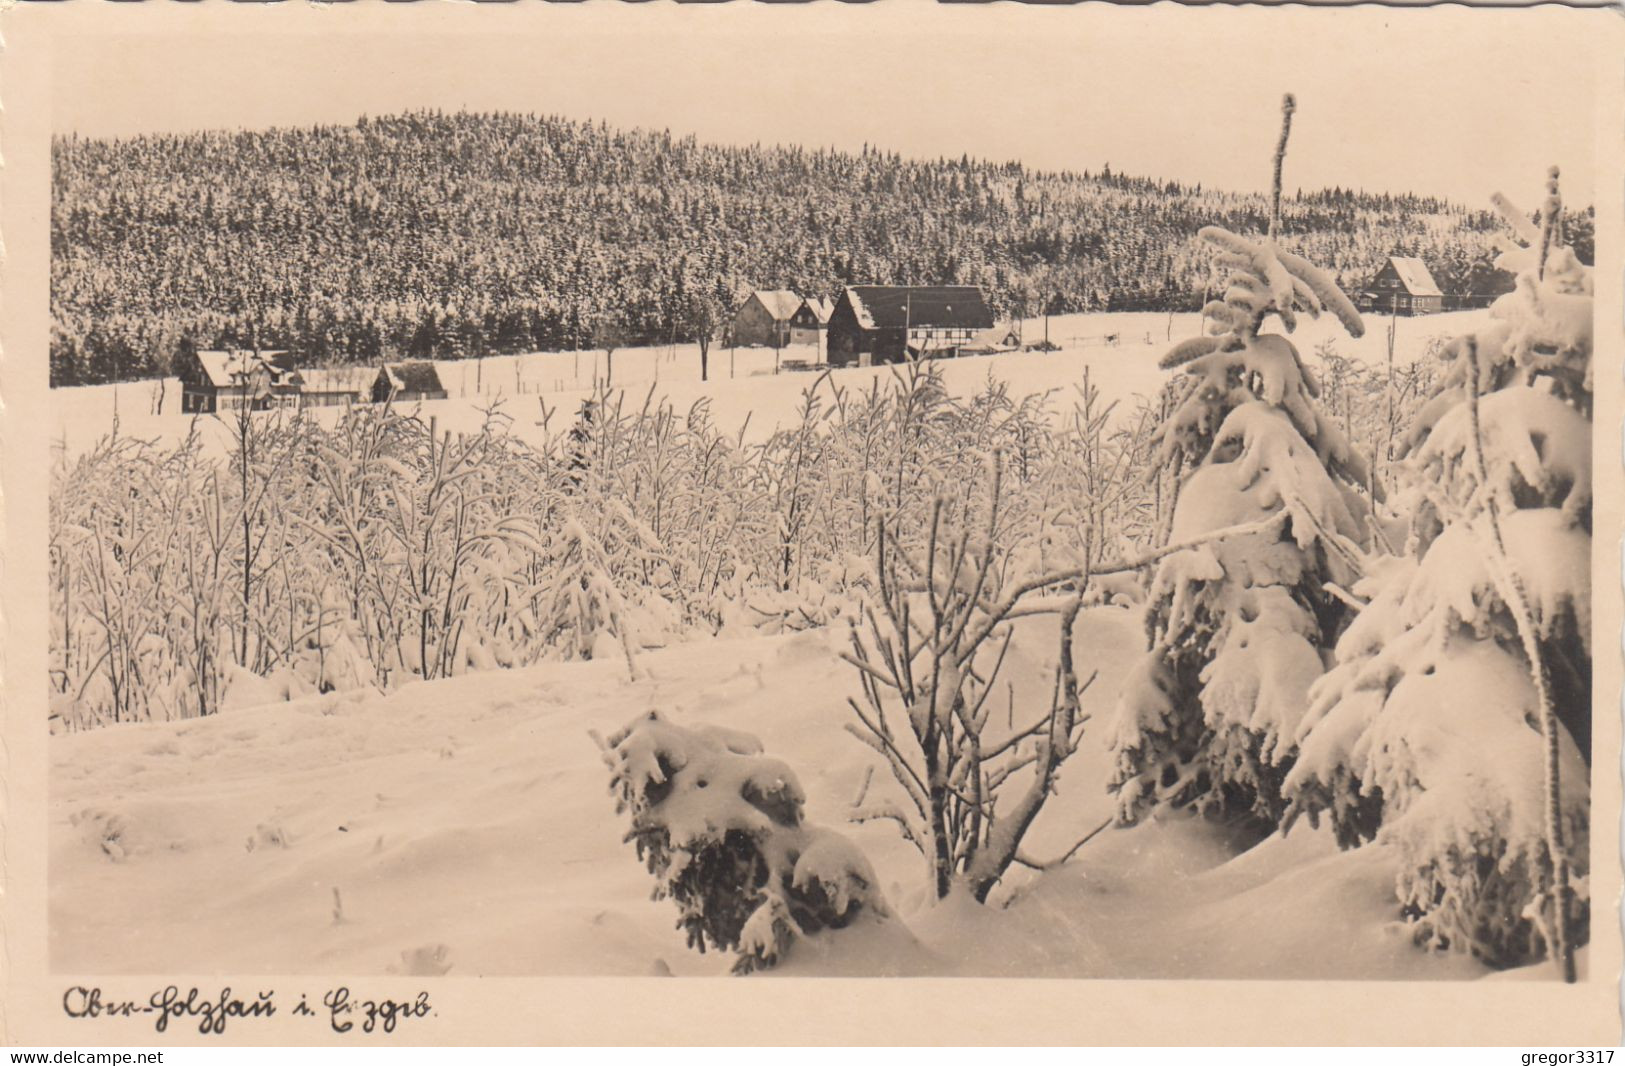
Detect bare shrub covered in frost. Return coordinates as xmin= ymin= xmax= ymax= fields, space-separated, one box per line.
xmin=1284 ymin=171 xmax=1592 ymax=974
xmin=1030 ymin=366 xmax=1159 ymax=582
xmin=842 ymin=455 xmax=1096 ymax=902
xmin=52 ymin=409 xmax=330 ymax=727
xmin=1307 ymin=331 xmax=1443 ymax=501
xmin=599 ymin=711 xmax=890 ymax=973
xmin=1109 ymin=97 xmax=1372 ymax=828
xmin=297 ymin=405 xmax=565 ymax=685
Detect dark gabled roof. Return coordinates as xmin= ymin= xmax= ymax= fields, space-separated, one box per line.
xmin=843 ymin=286 xmax=994 ymax=331
xmin=381 ymin=361 xmax=446 ymax=394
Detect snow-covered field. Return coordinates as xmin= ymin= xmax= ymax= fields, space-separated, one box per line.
xmin=50 ymin=310 xmax=1478 ymax=457
xmin=50 ymin=603 xmax=1494 ymax=980
xmin=52 ymin=303 xmax=1572 ymax=981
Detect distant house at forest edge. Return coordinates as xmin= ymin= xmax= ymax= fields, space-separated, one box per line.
xmin=789 ymin=296 xmax=833 ymax=347
xmin=732 ymin=289 xmax=802 ymax=348
xmin=1361 ymin=256 xmax=1444 ymax=316
xmin=826 ymin=285 xmax=995 ymax=368
xmin=372 ymin=361 xmax=449 ymax=404
xmin=179 ymin=348 xmax=303 ymax=414
xmin=298 ymin=366 xmax=371 ymax=408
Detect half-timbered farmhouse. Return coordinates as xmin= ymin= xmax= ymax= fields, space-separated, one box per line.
xmin=825 ymin=286 xmax=994 ymax=367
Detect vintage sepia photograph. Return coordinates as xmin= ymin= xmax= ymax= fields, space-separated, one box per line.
xmin=4 ymin=0 xmax=1621 ymax=1047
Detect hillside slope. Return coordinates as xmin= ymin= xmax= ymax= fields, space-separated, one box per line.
xmin=51 ymin=110 xmax=1512 ymax=385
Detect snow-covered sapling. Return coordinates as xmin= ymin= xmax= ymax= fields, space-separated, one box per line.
xmin=600 ymin=711 xmax=891 ymax=974
xmin=1109 ymin=95 xmax=1372 ymax=828
xmin=1285 ymin=170 xmax=1592 ymax=976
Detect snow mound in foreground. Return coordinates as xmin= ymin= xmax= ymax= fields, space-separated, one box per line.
xmin=50 ymin=621 xmax=1515 ymax=979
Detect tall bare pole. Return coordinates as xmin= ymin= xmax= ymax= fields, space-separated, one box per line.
xmin=1269 ymin=94 xmax=1296 ymax=241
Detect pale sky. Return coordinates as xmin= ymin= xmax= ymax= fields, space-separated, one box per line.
xmin=49 ymin=4 xmax=1601 ymax=207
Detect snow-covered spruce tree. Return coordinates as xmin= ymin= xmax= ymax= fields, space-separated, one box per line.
xmin=531 ymin=491 xmax=656 ymax=678
xmin=1285 ymin=170 xmax=1591 ymax=976
xmin=600 ymin=711 xmax=891 ymax=974
xmin=1109 ymin=95 xmax=1374 ymax=828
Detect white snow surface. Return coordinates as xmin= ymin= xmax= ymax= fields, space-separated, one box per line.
xmin=51 ymin=310 xmax=1485 ymax=459
xmin=52 ymin=606 xmax=1493 ymax=979
xmin=51 ymin=305 xmax=1550 ymax=979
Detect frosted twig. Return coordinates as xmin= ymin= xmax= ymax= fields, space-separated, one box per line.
xmin=1013 ymin=816 xmax=1114 ymax=870
xmin=1090 ymin=508 xmax=1291 ymax=577
xmin=850 ymin=764 xmax=875 ymax=809
xmin=1321 ymin=581 xmax=1367 ymax=612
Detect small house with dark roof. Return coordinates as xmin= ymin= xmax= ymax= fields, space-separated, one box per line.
xmin=179 ymin=348 xmax=303 ymax=414
xmin=372 ymin=361 xmax=448 ymax=405
xmin=731 ymin=289 xmax=802 ymax=348
xmin=298 ymin=366 xmax=371 ymax=409
xmin=1363 ymin=256 xmax=1444 ymax=315
xmin=789 ymin=296 xmax=833 ymax=347
xmin=959 ymin=324 xmax=1023 ymax=357
xmin=826 ymin=286 xmax=995 ymax=367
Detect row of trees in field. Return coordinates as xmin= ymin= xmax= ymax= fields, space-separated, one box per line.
xmin=52 ymin=108 xmax=1589 ymax=387
xmin=48 ymin=359 xmax=1176 ymax=731
xmin=65 ymin=325 xmax=1426 ymax=733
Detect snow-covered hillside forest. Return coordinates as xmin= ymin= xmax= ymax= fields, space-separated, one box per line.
xmin=49 ymin=100 xmax=1591 ymax=982
xmin=49 ymin=110 xmax=1595 ymax=386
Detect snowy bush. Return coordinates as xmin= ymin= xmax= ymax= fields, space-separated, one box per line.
xmin=297 ymin=405 xmax=556 ymax=686
xmin=1109 ymin=97 xmax=1371 ymax=828
xmin=1285 ymin=171 xmax=1592 ymax=975
xmin=51 ymin=408 xmax=322 ymax=725
xmin=50 ymin=355 xmax=1153 ymax=730
xmin=842 ymin=455 xmax=1096 ymax=902
xmin=1307 ymin=331 xmax=1443 ymax=501
xmin=600 ymin=711 xmax=891 ymax=974
xmin=1030 ymin=366 xmax=1159 ymax=580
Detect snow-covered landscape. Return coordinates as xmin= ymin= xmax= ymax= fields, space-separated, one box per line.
xmin=48 ymin=266 xmax=1592 ymax=981
xmin=50 ymin=612 xmax=1503 ymax=980
xmin=50 ymin=308 xmax=1462 ymax=456
xmin=44 ymin=63 xmax=1597 ymax=993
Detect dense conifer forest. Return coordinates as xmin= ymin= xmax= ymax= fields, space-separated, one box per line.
xmin=49 ymin=109 xmax=1591 ymax=386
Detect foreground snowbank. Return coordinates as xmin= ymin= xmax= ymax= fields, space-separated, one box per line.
xmin=51 ymin=611 xmax=1489 ymax=979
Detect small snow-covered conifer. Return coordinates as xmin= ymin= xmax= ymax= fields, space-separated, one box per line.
xmin=1285 ymin=170 xmax=1592 ymax=974
xmin=1109 ymin=95 xmax=1372 ymax=827
xmin=601 ymin=711 xmax=891 ymax=974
